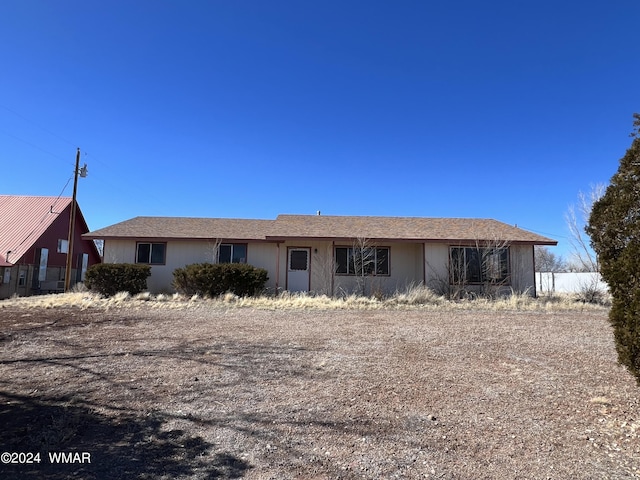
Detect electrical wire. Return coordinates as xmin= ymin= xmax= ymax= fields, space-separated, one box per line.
xmin=14 ymin=176 xmax=74 ymax=250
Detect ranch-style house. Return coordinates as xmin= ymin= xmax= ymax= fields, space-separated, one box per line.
xmin=84 ymin=214 xmax=556 ymax=297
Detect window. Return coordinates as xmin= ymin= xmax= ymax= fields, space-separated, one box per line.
xmin=289 ymin=249 xmax=308 ymax=270
xmin=136 ymin=243 xmax=166 ymax=264
xmin=57 ymin=239 xmax=69 ymax=253
xmin=335 ymin=247 xmax=390 ymax=276
xmin=80 ymin=253 xmax=89 ymax=281
xmin=218 ymin=244 xmax=247 ymax=264
xmin=450 ymin=247 xmax=509 ymax=284
xmin=37 ymin=248 xmax=48 ymax=282
xmin=18 ymin=270 xmax=26 ymax=287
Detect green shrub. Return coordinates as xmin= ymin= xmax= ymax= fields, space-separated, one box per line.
xmin=173 ymin=263 xmax=268 ymax=297
xmin=85 ymin=263 xmax=151 ymax=297
xmin=587 ymin=113 xmax=640 ymax=384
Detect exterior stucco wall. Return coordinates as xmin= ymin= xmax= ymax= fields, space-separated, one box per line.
xmin=103 ymin=239 xmax=137 ymax=264
xmin=331 ymin=241 xmax=423 ymax=295
xmin=101 ymin=238 xmax=537 ymax=296
xmin=275 ymin=241 xmax=424 ymax=295
xmin=103 ymin=239 xmax=279 ymax=294
xmin=245 ymin=242 xmax=279 ymax=292
xmin=424 ymin=243 xmax=450 ymax=293
xmin=423 ymin=243 xmax=536 ymax=296
xmin=274 ymin=240 xmax=328 ymax=293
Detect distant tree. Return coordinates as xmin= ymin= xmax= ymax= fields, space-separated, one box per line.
xmin=565 ymin=183 xmax=605 ymax=272
xmin=534 ymin=246 xmax=565 ymax=272
xmin=586 ymin=113 xmax=640 ymax=384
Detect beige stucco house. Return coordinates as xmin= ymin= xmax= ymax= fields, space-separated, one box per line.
xmin=84 ymin=214 xmax=556 ymax=297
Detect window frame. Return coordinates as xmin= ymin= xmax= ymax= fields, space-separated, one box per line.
xmin=57 ymin=239 xmax=69 ymax=254
xmin=334 ymin=246 xmax=390 ymax=276
xmin=136 ymin=242 xmax=167 ymax=265
xmin=450 ymin=246 xmax=510 ymax=285
xmin=217 ymin=243 xmax=248 ymax=264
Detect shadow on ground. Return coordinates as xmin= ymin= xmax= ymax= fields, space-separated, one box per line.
xmin=0 ymin=390 xmax=251 ymax=479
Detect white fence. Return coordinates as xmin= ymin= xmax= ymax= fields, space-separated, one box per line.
xmin=536 ymin=272 xmax=608 ymax=294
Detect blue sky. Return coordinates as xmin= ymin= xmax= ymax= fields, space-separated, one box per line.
xmin=1 ymin=1 xmax=638 ymax=260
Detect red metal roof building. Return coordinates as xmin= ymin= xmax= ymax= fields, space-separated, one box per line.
xmin=0 ymin=195 xmax=101 ymax=299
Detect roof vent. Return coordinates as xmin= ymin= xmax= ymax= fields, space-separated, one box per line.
xmin=316 ymin=210 xmax=321 ymax=216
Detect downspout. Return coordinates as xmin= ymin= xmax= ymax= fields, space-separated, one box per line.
xmin=531 ymin=245 xmax=537 ymax=297
xmin=422 ymin=242 xmax=426 ymax=286
xmin=275 ymin=242 xmax=280 ymax=294
xmin=331 ymin=240 xmax=335 ymax=297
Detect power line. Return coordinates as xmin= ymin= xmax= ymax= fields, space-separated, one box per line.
xmin=0 ymin=128 xmax=70 ymax=163
xmin=0 ymin=103 xmax=76 ymax=147
xmin=14 ymin=176 xmax=74 ymax=250
xmin=518 ymin=225 xmax=569 ymax=240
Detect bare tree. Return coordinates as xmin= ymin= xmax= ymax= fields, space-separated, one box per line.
xmin=534 ymin=246 xmax=565 ymax=295
xmin=477 ymin=237 xmax=512 ymax=298
xmin=350 ymin=237 xmax=378 ymax=296
xmin=565 ymin=183 xmax=605 ymax=272
xmin=564 ymin=184 xmax=609 ymax=300
xmin=448 ymin=237 xmax=512 ymax=299
xmin=208 ymin=238 xmax=222 ymax=264
xmin=534 ymin=246 xmax=565 ymax=272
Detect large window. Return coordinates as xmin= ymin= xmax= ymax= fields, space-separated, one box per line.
xmin=450 ymin=247 xmax=509 ymax=284
xmin=136 ymin=243 xmax=166 ymax=265
xmin=218 ymin=244 xmax=247 ymax=264
xmin=335 ymin=247 xmax=389 ymax=276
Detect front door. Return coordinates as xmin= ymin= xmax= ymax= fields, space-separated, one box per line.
xmin=287 ymin=248 xmax=310 ymax=292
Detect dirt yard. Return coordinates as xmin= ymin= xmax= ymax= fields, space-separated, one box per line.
xmin=0 ymin=302 xmax=638 ymax=479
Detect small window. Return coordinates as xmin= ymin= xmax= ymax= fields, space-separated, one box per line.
xmin=335 ymin=246 xmax=390 ymax=276
xmin=218 ymin=244 xmax=247 ymax=264
xmin=289 ymin=250 xmax=308 ymax=271
xmin=136 ymin=243 xmax=166 ymax=265
xmin=18 ymin=270 xmax=26 ymax=286
xmin=57 ymin=239 xmax=69 ymax=253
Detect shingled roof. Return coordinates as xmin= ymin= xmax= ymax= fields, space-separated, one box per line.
xmin=270 ymin=215 xmax=556 ymax=244
xmin=84 ymin=216 xmax=274 ymax=241
xmin=85 ymin=214 xmax=556 ymax=245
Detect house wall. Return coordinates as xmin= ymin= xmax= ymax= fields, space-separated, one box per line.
xmin=1 ymin=265 xmax=36 ymax=299
xmin=100 ymin=238 xmax=538 ymax=297
xmin=18 ymin=204 xmax=102 ymax=272
xmin=275 ymin=240 xmax=425 ymax=296
xmin=332 ymin=242 xmax=424 ymax=295
xmin=246 ymin=242 xmax=279 ymax=292
xmin=275 ymin=240 xmax=331 ymax=294
xmin=423 ymin=243 xmax=537 ymax=296
xmin=424 ymin=243 xmax=450 ymax=293
xmin=102 ymin=239 xmax=279 ymax=294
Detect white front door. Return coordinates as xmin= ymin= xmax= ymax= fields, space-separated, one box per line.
xmin=287 ymin=248 xmax=310 ymax=292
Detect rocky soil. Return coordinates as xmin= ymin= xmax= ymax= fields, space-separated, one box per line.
xmin=0 ymin=303 xmax=638 ymax=479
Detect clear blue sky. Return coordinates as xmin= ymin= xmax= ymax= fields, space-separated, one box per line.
xmin=1 ymin=1 xmax=638 ymax=260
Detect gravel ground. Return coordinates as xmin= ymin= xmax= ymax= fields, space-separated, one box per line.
xmin=0 ymin=303 xmax=638 ymax=479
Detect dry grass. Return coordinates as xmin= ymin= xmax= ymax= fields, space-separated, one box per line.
xmin=0 ymin=285 xmax=610 ymax=313
xmin=1 ymin=289 xmax=635 ymax=479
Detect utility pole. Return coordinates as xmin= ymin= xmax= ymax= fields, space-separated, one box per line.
xmin=64 ymin=148 xmax=84 ymax=292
